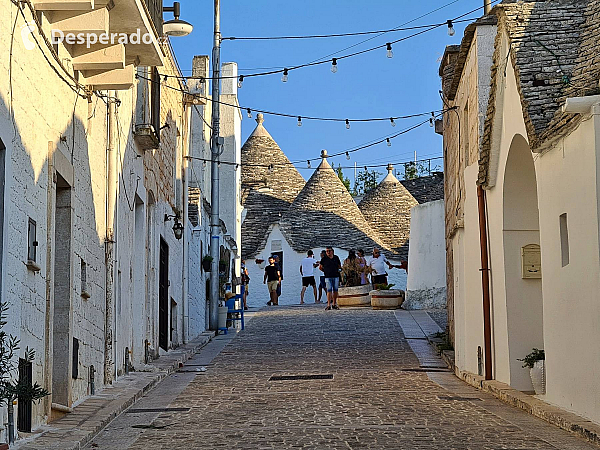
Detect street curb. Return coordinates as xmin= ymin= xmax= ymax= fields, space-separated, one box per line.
xmin=424 ymin=332 xmax=600 ymax=447
xmin=15 ymin=332 xmax=214 ymax=450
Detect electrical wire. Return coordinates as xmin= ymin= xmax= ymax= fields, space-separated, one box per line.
xmin=137 ymin=73 xmax=447 ymax=124
xmin=222 ymin=18 xmax=475 ymax=41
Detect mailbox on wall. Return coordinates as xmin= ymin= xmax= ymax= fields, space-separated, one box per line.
xmin=521 ymin=244 xmax=541 ymax=279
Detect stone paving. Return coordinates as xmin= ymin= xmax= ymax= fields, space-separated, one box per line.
xmin=86 ymin=305 xmax=596 ymax=449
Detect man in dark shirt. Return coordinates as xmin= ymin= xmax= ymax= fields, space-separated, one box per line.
xmin=263 ymin=256 xmax=281 ymax=306
xmin=319 ymin=246 xmax=341 ymax=310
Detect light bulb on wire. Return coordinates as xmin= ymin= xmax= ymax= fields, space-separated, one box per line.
xmin=238 ymin=75 xmax=244 ymax=88
xmin=386 ymin=43 xmax=393 ymax=58
xmin=447 ymin=20 xmax=455 ymax=36
xmin=331 ymin=58 xmax=338 ymax=73
xmin=346 ymin=152 xmax=350 ymax=160
xmin=297 ymin=116 xmax=302 ymax=127
xmin=387 ymin=138 xmax=391 ymax=147
xmin=282 ymin=68 xmax=289 ymax=82
xmin=268 ymin=164 xmax=274 ymax=173
xmin=429 ymin=111 xmax=435 ymax=127
xmin=390 ymin=118 xmax=396 ymax=127
xmin=247 ymin=108 xmax=252 ymax=118
xmin=345 ymin=119 xmax=350 ymax=130
xmin=307 ymin=160 xmax=311 ymax=168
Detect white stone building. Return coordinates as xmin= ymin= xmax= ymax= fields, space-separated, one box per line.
xmin=0 ymin=1 xmax=237 ymax=442
xmin=440 ymin=0 xmax=600 ymax=425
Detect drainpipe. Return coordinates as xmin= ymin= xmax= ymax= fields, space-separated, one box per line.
xmin=477 ymin=184 xmax=493 ymax=380
xmin=182 ymin=103 xmax=191 ymax=343
xmin=484 ymin=0 xmax=491 ymax=14
xmin=104 ymin=92 xmax=117 ymax=384
xmin=44 ymin=141 xmax=54 ymax=419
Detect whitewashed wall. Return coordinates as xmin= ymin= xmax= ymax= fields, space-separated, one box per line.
xmin=405 ymin=200 xmax=446 ymax=309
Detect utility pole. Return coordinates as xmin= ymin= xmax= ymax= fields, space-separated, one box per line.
xmin=209 ymin=0 xmax=222 ymax=330
xmin=484 ymin=0 xmax=492 ymax=14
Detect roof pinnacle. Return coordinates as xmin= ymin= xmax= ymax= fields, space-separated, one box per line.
xmin=256 ymin=113 xmax=264 ymax=125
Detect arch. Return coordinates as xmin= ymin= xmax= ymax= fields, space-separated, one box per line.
xmin=502 ymin=134 xmax=544 ymax=391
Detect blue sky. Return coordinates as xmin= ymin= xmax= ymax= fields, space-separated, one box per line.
xmin=170 ymin=0 xmax=484 ymax=183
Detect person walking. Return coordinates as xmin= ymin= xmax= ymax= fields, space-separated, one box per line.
xmin=241 ymin=259 xmax=250 ymax=310
xmin=300 ymin=250 xmax=319 ymax=304
xmin=317 ymin=250 xmax=327 ymax=303
xmin=263 ymin=256 xmax=281 ymax=306
xmin=273 ymin=254 xmax=283 ymax=300
xmin=319 ymin=246 xmax=342 ymax=310
xmin=356 ymin=249 xmax=368 ymax=285
xmin=369 ymin=247 xmax=394 ymax=286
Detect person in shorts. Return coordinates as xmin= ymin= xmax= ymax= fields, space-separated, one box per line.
xmin=369 ymin=247 xmax=394 ymax=286
xmin=299 ymin=250 xmax=319 ymax=304
xmin=263 ymin=256 xmax=281 ymax=306
xmin=273 ymin=254 xmax=283 ymax=299
xmin=317 ymin=250 xmax=327 ymax=303
xmin=319 ymin=247 xmax=342 ymax=310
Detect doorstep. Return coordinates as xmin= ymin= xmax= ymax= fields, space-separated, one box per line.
xmin=425 ymin=334 xmax=600 ymax=447
xmin=13 ymin=332 xmax=214 ymax=450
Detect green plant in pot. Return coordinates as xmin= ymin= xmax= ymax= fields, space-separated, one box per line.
xmin=202 ymin=255 xmax=213 ymax=272
xmin=518 ymin=348 xmax=545 ymax=395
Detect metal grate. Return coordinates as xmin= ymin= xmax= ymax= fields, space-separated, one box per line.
xmin=126 ymin=407 xmax=190 ymax=413
xmin=269 ymin=374 xmax=333 ymax=381
xmin=438 ymin=396 xmax=482 ymax=401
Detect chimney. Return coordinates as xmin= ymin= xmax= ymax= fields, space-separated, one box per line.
xmin=221 ymin=62 xmax=238 ymax=96
xmin=191 ymin=55 xmax=209 ymax=95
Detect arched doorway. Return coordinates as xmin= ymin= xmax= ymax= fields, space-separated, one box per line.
xmin=502 ymin=134 xmax=544 ymax=391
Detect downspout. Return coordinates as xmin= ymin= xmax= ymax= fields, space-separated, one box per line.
xmin=44 ymin=141 xmax=54 ymax=419
xmin=477 ymin=184 xmax=493 ymax=380
xmin=182 ymin=102 xmax=191 ymax=343
xmin=104 ymin=92 xmax=117 ymax=384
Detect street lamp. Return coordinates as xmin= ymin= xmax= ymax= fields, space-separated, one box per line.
xmin=163 ymin=2 xmax=194 ymax=37
xmin=164 ymin=214 xmax=184 ymax=240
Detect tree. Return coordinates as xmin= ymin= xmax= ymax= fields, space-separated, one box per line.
xmin=403 ymin=160 xmax=441 ymax=180
xmin=354 ymin=168 xmax=381 ymax=195
xmin=0 ymin=301 xmax=49 ymax=443
xmin=335 ymin=164 xmax=352 ymax=192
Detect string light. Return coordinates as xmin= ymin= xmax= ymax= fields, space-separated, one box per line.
xmin=390 ymin=118 xmax=396 ymax=127
xmin=235 ymin=164 xmax=239 ymax=170
xmin=297 ymin=116 xmax=302 ymax=127
xmin=447 ymin=20 xmax=455 ymax=36
xmin=268 ymin=163 xmax=274 ymax=173
xmin=282 ymin=68 xmax=289 ymax=82
xmin=247 ymin=108 xmax=252 ymax=118
xmin=307 ymin=160 xmax=311 ymax=168
xmin=346 ymin=151 xmax=350 ymax=160
xmin=387 ymin=138 xmax=391 ymax=147
xmin=429 ymin=111 xmax=435 ymax=127
xmin=345 ymin=119 xmax=350 ymax=130
xmin=364 ymin=166 xmax=368 ymax=171
xmin=386 ymin=43 xmax=393 ymax=58
xmin=331 ymin=58 xmax=338 ymax=73
xmin=238 ymin=75 xmax=244 ymax=88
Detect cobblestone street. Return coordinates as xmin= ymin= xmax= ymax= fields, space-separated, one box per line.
xmin=86 ymin=306 xmax=595 ymax=449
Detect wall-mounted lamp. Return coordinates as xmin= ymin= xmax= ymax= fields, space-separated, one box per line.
xmin=163 ymin=2 xmax=194 ymax=37
xmin=164 ymin=213 xmax=184 ymax=240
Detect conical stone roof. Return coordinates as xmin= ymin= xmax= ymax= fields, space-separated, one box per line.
xmin=241 ymin=114 xmax=306 ymax=259
xmin=279 ymin=151 xmax=392 ymax=255
xmin=358 ymin=164 xmax=418 ymax=259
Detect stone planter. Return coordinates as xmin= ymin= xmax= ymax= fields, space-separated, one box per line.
xmin=530 ymin=360 xmax=546 ymax=395
xmin=370 ymin=289 xmax=405 ymax=310
xmin=338 ymin=284 xmax=372 ymax=307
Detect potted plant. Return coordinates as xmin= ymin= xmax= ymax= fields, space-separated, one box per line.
xmin=338 ymin=258 xmax=371 ymax=307
xmin=0 ymin=301 xmax=50 ymax=445
xmin=518 ymin=348 xmax=545 ymax=395
xmin=370 ymin=283 xmax=405 ymax=310
xmin=201 ymin=255 xmax=213 ymax=272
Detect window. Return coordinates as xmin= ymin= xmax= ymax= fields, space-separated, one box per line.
xmin=27 ymin=218 xmax=37 ymax=262
xmin=81 ymin=259 xmax=90 ymax=298
xmin=560 ymin=213 xmax=569 ymax=267
xmin=151 ymin=67 xmax=161 ymax=142
xmin=17 ymin=358 xmax=32 ymax=432
xmin=72 ymin=337 xmax=79 ymax=379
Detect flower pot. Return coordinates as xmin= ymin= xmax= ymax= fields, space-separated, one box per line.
xmin=202 ymin=259 xmax=212 ymax=272
xmin=530 ymin=360 xmax=546 ymax=395
xmin=370 ymin=289 xmax=405 ymax=309
xmin=338 ymin=285 xmax=371 ymax=307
